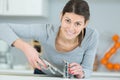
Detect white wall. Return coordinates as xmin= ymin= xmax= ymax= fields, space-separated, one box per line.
xmin=0 ymin=0 xmax=120 ymax=72
xmin=87 ymin=0 xmax=120 ymax=72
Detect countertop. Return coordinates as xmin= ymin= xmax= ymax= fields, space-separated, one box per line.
xmin=0 ymin=74 xmax=119 ymax=80
xmin=0 ymin=69 xmax=120 ymax=80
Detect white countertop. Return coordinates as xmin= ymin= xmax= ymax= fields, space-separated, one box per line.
xmin=0 ymin=69 xmax=120 ymax=77
xmin=0 ymin=74 xmax=120 ymax=80
xmin=0 ymin=75 xmax=88 ymax=80
xmin=0 ymin=69 xmax=34 ymax=76
xmin=0 ymin=69 xmax=120 ymax=80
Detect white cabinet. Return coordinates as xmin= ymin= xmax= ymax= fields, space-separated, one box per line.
xmin=0 ymin=0 xmax=48 ymax=17
xmin=0 ymin=0 xmax=4 ymax=14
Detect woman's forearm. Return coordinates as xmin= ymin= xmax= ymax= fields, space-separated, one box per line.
xmin=13 ymin=39 xmax=27 ymax=51
xmin=12 ymin=39 xmax=46 ymax=69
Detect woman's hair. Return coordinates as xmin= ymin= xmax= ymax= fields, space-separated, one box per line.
xmin=62 ymin=0 xmax=90 ymax=23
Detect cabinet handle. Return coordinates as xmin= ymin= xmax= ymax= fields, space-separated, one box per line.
xmin=6 ymin=0 xmax=9 ymax=11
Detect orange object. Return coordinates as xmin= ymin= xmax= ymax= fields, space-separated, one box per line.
xmin=100 ymin=58 xmax=108 ymax=65
xmin=100 ymin=34 xmax=120 ymax=71
xmin=106 ymin=62 xmax=113 ymax=70
xmin=115 ymin=42 xmax=120 ymax=48
xmin=113 ymin=63 xmax=120 ymax=71
xmin=109 ymin=47 xmax=116 ymax=54
xmin=104 ymin=53 xmax=112 ymax=59
xmin=112 ymin=34 xmax=119 ymax=42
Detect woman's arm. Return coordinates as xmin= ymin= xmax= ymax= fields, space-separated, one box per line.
xmin=0 ymin=23 xmax=47 ymax=69
xmin=0 ymin=23 xmax=47 ymax=46
xmin=69 ymin=29 xmax=99 ymax=79
xmin=81 ymin=29 xmax=99 ymax=78
xmin=13 ymin=39 xmax=47 ymax=70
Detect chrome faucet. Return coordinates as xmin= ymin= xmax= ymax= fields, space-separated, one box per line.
xmin=39 ymin=57 xmax=74 ymax=78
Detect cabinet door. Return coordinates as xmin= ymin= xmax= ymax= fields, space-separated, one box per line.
xmin=4 ymin=0 xmax=48 ymax=17
xmin=0 ymin=0 xmax=4 ymax=14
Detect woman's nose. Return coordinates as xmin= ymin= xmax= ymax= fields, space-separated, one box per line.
xmin=69 ymin=23 xmax=74 ymax=31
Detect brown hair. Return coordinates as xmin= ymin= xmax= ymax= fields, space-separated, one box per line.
xmin=62 ymin=0 xmax=90 ymax=23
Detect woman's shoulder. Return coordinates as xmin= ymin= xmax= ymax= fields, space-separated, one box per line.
xmin=45 ymin=24 xmax=60 ymax=33
xmin=81 ymin=27 xmax=99 ymax=49
xmin=86 ymin=27 xmax=99 ymax=37
xmin=83 ymin=27 xmax=99 ymax=44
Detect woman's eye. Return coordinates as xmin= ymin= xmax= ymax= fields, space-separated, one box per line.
xmin=65 ymin=19 xmax=71 ymax=23
xmin=75 ymin=22 xmax=81 ymax=27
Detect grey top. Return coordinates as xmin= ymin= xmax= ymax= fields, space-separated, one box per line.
xmin=0 ymin=23 xmax=99 ymax=78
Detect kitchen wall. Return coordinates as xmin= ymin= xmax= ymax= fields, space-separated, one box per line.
xmin=88 ymin=0 xmax=120 ymax=72
xmin=0 ymin=0 xmax=120 ymax=72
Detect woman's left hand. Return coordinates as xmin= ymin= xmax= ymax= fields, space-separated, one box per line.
xmin=69 ymin=62 xmax=84 ymax=79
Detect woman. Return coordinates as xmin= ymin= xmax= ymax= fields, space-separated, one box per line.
xmin=0 ymin=0 xmax=99 ymax=79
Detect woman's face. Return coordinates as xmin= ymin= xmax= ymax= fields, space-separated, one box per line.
xmin=60 ymin=12 xmax=87 ymax=40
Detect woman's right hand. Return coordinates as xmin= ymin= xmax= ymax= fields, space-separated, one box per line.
xmin=13 ymin=39 xmax=47 ymax=70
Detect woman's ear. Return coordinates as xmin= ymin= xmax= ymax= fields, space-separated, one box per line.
xmin=84 ymin=20 xmax=89 ymax=28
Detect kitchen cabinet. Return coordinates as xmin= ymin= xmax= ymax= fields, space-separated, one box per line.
xmin=0 ymin=0 xmax=48 ymax=17
xmin=0 ymin=0 xmax=4 ymax=14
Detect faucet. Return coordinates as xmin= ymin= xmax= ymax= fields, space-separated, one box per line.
xmin=39 ymin=57 xmax=74 ymax=78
